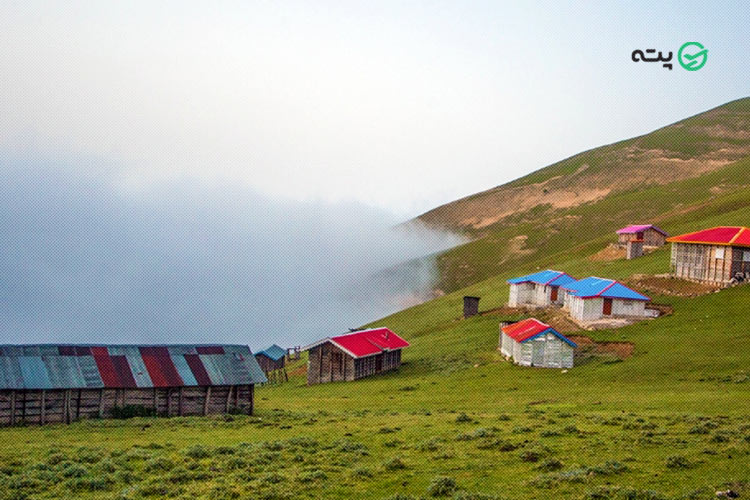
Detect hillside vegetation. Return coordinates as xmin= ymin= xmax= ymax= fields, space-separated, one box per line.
xmin=0 ymin=99 xmax=749 ymax=500
xmin=417 ymin=97 xmax=750 ymax=292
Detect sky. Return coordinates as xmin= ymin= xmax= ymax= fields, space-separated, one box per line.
xmin=0 ymin=2 xmax=747 ymax=348
xmin=0 ymin=1 xmax=747 ymax=216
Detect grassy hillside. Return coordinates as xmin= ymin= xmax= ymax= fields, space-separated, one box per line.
xmin=1 ymin=99 xmax=749 ymax=500
xmin=416 ymin=97 xmax=750 ymax=292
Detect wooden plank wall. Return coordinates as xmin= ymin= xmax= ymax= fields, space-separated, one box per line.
xmin=0 ymin=385 xmax=254 ymax=426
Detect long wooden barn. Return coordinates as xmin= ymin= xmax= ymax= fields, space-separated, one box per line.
xmin=0 ymin=344 xmax=267 ymax=426
xmin=303 ymin=328 xmax=409 ymax=385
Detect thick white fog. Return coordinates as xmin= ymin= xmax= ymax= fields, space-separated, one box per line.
xmin=0 ymin=149 xmax=464 ymax=349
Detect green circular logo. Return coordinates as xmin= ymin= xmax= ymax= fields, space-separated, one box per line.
xmin=678 ymin=42 xmax=708 ymax=71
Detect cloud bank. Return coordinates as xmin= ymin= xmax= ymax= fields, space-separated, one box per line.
xmin=0 ymin=149 xmax=464 ymax=350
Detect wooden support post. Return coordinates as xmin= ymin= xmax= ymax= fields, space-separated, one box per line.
xmin=10 ymin=391 xmax=16 ymax=426
xmin=153 ymin=388 xmax=158 ymax=415
xmin=75 ymin=389 xmax=82 ymax=421
xmin=21 ymin=390 xmax=27 ymax=422
xmin=234 ymin=385 xmax=239 ymax=409
xmin=166 ymin=388 xmax=172 ymax=417
xmin=98 ymin=389 xmax=105 ymax=418
xmin=247 ymin=384 xmax=255 ymax=415
xmin=225 ymin=386 xmax=233 ymax=413
xmin=40 ymin=390 xmax=46 ymax=425
xmin=64 ymin=390 xmax=71 ymax=424
xmin=203 ymin=386 xmax=211 ymax=416
xmin=178 ymin=387 xmax=184 ymax=417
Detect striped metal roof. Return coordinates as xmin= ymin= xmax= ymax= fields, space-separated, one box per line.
xmin=0 ymin=345 xmax=267 ymax=390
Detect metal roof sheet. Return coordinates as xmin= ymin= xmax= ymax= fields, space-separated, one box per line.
xmin=0 ymin=344 xmax=266 ymax=390
xmin=257 ymin=344 xmax=287 ymax=361
xmin=562 ymin=277 xmax=650 ymax=301
xmin=616 ymin=224 xmax=667 ymax=236
xmin=667 ymin=226 xmax=750 ymax=248
xmin=501 ymin=318 xmax=577 ymax=347
xmin=507 ymin=270 xmax=577 ymax=287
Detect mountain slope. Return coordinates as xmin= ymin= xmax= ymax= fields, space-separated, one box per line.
xmin=412 ymin=97 xmax=750 ymax=293
xmin=418 ymin=97 xmax=749 ymax=233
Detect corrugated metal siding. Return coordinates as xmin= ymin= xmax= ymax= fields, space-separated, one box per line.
xmin=77 ymin=356 xmax=105 ymax=388
xmin=184 ymin=354 xmax=212 ymax=386
xmin=171 ymin=355 xmax=198 ymax=386
xmin=0 ymin=344 xmax=266 ymax=389
xmin=0 ymin=357 xmax=23 ymax=389
xmin=19 ymin=356 xmax=53 ymax=389
xmin=44 ymin=356 xmax=86 ymax=388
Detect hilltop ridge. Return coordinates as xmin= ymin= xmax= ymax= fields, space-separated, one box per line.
xmin=418 ymin=98 xmax=750 ymax=233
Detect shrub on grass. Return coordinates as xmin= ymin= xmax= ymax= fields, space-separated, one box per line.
xmin=427 ymin=476 xmax=458 ymax=497
xmin=183 ymin=445 xmax=211 ymax=460
xmin=539 ymin=429 xmax=561 ymax=438
xmin=416 ymin=438 xmax=443 ymax=452
xmin=383 ymin=457 xmax=407 ymax=471
xmin=518 ymin=449 xmax=544 ymax=463
xmin=59 ymin=463 xmax=88 ymax=479
xmin=455 ymin=413 xmax=473 ymax=423
xmin=665 ymin=455 xmax=690 ymax=469
xmin=710 ymin=432 xmax=731 ymax=443
xmin=111 ymin=405 xmax=156 ymax=420
xmin=335 ymin=439 xmax=369 ymax=454
xmin=536 ymin=458 xmax=563 ymax=471
xmin=512 ymin=425 xmax=533 ymax=434
xmin=298 ymin=469 xmax=327 ymax=483
xmin=563 ymin=424 xmax=579 ymax=434
xmin=143 ymin=456 xmax=174 ymax=472
xmin=352 ymin=467 xmax=373 ymax=479
xmin=452 ymin=493 xmax=501 ymax=500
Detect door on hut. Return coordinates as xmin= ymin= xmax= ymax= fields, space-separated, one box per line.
xmin=602 ymin=298 xmax=613 ymax=316
xmin=531 ymin=338 xmax=545 ymax=366
xmin=550 ymin=286 xmax=559 ymax=302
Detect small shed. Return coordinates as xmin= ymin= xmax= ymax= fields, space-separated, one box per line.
xmin=254 ymin=344 xmax=287 ymax=374
xmin=303 ymin=328 xmax=409 ymax=385
xmin=616 ymin=224 xmax=668 ymax=248
xmin=500 ymin=318 xmax=576 ymax=368
xmin=463 ymin=296 xmax=481 ymax=318
xmin=561 ymin=277 xmax=650 ymax=322
xmin=667 ymin=226 xmax=750 ymax=285
xmin=507 ymin=270 xmax=577 ymax=308
xmin=0 ymin=344 xmax=267 ymax=426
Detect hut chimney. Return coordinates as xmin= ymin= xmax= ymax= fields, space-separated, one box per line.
xmin=463 ymin=296 xmax=481 ymax=318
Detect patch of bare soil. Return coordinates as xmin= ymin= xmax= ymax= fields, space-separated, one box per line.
xmin=624 ymin=274 xmax=722 ymax=297
xmin=477 ymin=305 xmax=581 ymax=333
xmin=589 ymin=244 xmax=626 ymax=262
xmin=569 ymin=335 xmax=634 ymax=361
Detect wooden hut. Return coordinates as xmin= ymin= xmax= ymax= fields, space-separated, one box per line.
xmin=507 ymin=270 xmax=577 ymax=308
xmin=254 ymin=344 xmax=287 ymax=374
xmin=499 ymin=318 xmax=576 ymax=368
xmin=561 ymin=277 xmax=650 ymax=322
xmin=0 ymin=344 xmax=267 ymax=426
xmin=667 ymin=226 xmax=750 ymax=285
xmin=303 ymin=328 xmax=409 ymax=385
xmin=616 ymin=224 xmax=668 ymax=248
